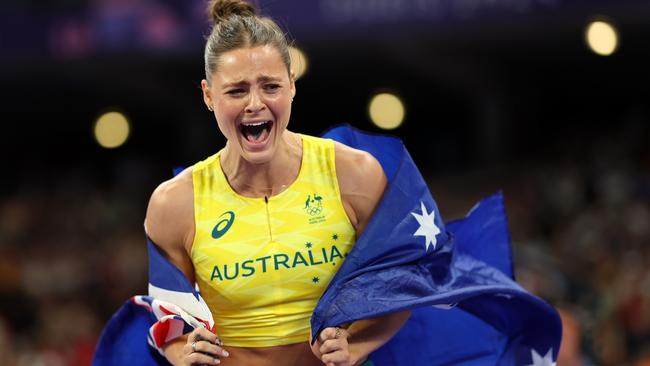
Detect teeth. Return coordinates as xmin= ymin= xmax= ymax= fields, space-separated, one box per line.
xmin=240 ymin=120 xmax=272 ymax=143
xmin=242 ymin=121 xmax=269 ymax=126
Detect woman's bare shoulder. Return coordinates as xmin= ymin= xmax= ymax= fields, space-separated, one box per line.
xmin=145 ymin=167 xmax=195 ymax=252
xmin=333 ymin=141 xmax=386 ymax=234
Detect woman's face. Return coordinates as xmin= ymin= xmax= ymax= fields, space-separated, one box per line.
xmin=202 ymin=45 xmax=296 ymax=165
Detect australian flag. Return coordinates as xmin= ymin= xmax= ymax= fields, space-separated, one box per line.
xmin=315 ymin=125 xmax=561 ymax=365
xmin=94 ymin=124 xmax=561 ymax=365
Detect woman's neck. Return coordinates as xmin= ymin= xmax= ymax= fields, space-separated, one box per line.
xmin=220 ymin=131 xmax=302 ymax=197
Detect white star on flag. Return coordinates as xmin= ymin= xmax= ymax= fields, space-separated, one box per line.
xmin=411 ymin=201 xmax=441 ymax=251
xmin=525 ymin=348 xmax=556 ymax=366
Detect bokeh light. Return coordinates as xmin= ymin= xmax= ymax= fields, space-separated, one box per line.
xmin=368 ymin=92 xmax=406 ymax=130
xmin=94 ymin=111 xmax=130 ymax=149
xmin=289 ymin=46 xmax=308 ymax=80
xmin=586 ymin=20 xmax=619 ymax=56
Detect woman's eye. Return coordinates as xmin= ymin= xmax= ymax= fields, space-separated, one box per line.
xmin=264 ymin=84 xmax=281 ymax=92
xmin=227 ymin=89 xmax=245 ymax=96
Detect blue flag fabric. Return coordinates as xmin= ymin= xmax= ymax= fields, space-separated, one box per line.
xmin=94 ymin=297 xmax=171 ymax=366
xmin=94 ymin=124 xmax=561 ymax=365
xmin=315 ymin=125 xmax=561 ymax=365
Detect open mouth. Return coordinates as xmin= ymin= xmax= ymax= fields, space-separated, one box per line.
xmin=240 ymin=121 xmax=273 ymax=143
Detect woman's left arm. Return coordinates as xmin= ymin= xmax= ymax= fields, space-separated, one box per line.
xmin=313 ymin=142 xmax=411 ymax=366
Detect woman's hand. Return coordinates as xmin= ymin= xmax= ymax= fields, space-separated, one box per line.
xmin=311 ymin=327 xmax=360 ymax=366
xmin=181 ymin=327 xmax=229 ymax=365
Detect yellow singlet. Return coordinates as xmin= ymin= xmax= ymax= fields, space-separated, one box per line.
xmin=191 ymin=134 xmax=356 ymax=347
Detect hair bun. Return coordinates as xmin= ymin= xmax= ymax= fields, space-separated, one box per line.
xmin=209 ymin=0 xmax=256 ymax=24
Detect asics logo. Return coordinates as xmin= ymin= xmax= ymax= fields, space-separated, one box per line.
xmin=212 ymin=211 xmax=235 ymax=239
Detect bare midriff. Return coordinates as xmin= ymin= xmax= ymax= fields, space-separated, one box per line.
xmin=219 ymin=342 xmax=323 ymax=366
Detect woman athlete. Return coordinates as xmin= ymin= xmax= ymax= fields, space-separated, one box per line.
xmin=144 ymin=1 xmax=410 ymax=365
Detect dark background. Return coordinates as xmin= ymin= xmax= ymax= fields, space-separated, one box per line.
xmin=1 ymin=0 xmax=649 ymax=364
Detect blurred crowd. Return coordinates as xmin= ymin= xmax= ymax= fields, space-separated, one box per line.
xmin=514 ymin=123 xmax=650 ymax=366
xmin=431 ymin=119 xmax=650 ymax=366
xmin=0 ymin=173 xmax=149 ymax=366
xmin=0 ymin=120 xmax=649 ymax=366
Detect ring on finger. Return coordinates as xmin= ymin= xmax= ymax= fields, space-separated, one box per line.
xmin=191 ymin=341 xmax=198 ymax=353
xmin=334 ymin=327 xmax=341 ymax=339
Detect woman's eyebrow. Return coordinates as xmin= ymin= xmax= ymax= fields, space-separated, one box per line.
xmin=221 ymin=80 xmax=248 ymax=89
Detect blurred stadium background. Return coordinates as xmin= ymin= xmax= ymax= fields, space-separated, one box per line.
xmin=1 ymin=0 xmax=650 ymax=365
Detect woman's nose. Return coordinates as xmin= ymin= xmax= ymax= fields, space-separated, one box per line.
xmin=245 ymin=90 xmax=266 ymax=114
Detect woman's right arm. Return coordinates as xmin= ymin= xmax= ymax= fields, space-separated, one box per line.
xmin=145 ymin=169 xmax=229 ymax=365
xmin=145 ymin=169 xmax=208 ymax=365
xmin=145 ymin=169 xmax=196 ymax=284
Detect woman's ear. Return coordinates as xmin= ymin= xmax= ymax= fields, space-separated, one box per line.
xmin=290 ymin=71 xmax=297 ymax=100
xmin=201 ymin=79 xmax=214 ymax=111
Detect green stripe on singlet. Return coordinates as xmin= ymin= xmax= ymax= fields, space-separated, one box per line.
xmin=360 ymin=360 xmax=375 ymax=366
